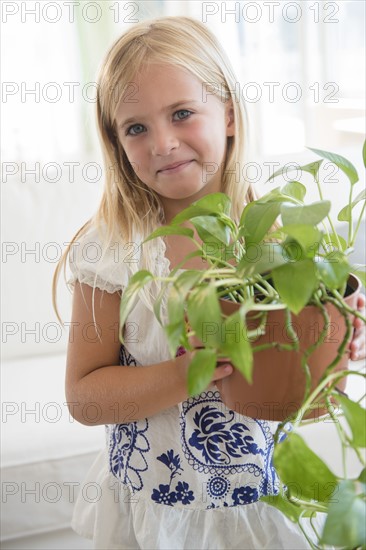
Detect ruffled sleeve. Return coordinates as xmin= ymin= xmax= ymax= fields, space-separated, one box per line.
xmin=66 ymin=222 xmax=138 ymax=294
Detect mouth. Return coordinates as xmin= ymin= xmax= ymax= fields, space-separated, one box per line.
xmin=157 ymin=160 xmax=194 ymax=174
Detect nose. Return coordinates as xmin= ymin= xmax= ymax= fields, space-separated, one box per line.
xmin=150 ymin=126 xmax=179 ymax=156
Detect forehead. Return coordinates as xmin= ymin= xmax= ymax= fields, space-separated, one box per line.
xmin=115 ymin=63 xmax=205 ymax=122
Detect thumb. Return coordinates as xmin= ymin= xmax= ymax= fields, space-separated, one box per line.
xmin=212 ymin=363 xmax=233 ymax=382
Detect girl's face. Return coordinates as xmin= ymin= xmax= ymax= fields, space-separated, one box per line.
xmin=115 ymin=63 xmax=235 ymax=220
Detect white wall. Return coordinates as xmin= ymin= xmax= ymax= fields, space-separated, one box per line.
xmin=2 ymin=0 xmax=365 ymax=361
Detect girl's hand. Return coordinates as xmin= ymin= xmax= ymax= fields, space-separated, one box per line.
xmin=186 ymin=330 xmax=234 ymax=381
xmin=176 ymin=327 xmax=234 ymax=387
xmin=211 ymin=360 xmax=234 ymax=382
xmin=350 ymin=293 xmax=366 ymax=361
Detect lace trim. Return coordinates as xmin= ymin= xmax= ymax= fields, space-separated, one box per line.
xmin=67 ymin=271 xmax=124 ymax=294
xmin=67 ymin=236 xmax=171 ymax=295
xmin=154 ymin=236 xmax=171 ymax=278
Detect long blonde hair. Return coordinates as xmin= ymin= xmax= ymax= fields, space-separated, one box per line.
xmin=52 ymin=15 xmax=255 ymax=324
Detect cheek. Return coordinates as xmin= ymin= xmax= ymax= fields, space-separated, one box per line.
xmin=120 ymin=140 xmax=143 ymax=168
xmin=190 ymin=119 xmax=227 ymax=149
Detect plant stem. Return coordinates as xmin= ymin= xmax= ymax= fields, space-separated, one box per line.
xmin=318 ymin=295 xmax=352 ymax=382
xmin=349 ymin=201 xmax=366 ymax=248
xmin=297 ymin=519 xmax=320 ymax=550
xmin=309 ymin=513 xmax=322 ymax=545
xmin=289 ymin=497 xmax=328 ymax=513
xmin=349 ymin=439 xmax=366 ymax=467
xmin=314 ymin=172 xmax=342 ymax=249
xmin=252 ymin=341 xmax=298 ymax=353
xmin=331 ymin=290 xmax=366 ymax=323
xmin=325 ymin=395 xmax=347 ymax=478
xmin=303 ymin=371 xmax=364 ymax=425
xmin=347 ymin=183 xmax=354 ymax=245
xmin=202 ymin=254 xmax=237 ymax=270
xmin=298 ymin=294 xmax=330 ymax=405
xmin=284 ymin=308 xmax=300 ymax=351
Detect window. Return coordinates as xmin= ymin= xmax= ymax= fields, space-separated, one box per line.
xmin=2 ymin=0 xmax=364 ymax=166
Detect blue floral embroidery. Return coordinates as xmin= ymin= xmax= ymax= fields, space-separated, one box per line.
xmin=107 ymin=345 xmax=150 ymax=491
xmin=189 ymin=405 xmax=265 ymax=464
xmin=151 ymin=449 xmax=195 ymax=507
xmin=151 ymin=484 xmax=178 ymax=506
xmin=108 ymin=421 xmax=150 ymax=491
xmin=175 ymin=481 xmax=195 ymax=505
xmin=181 ymin=391 xmax=280 ymax=506
xmin=157 ymin=449 xmax=183 ymax=476
xmin=232 ymin=485 xmax=259 ymax=505
xmin=119 ymin=345 xmax=137 ymax=366
xmin=181 ymin=394 xmax=270 ymax=473
xmin=207 ymin=475 xmax=230 ymax=500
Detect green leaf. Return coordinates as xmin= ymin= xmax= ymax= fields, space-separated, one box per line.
xmin=167 ymin=285 xmax=185 ymax=326
xmin=272 ymin=260 xmax=317 ymax=314
xmin=265 ymin=160 xmax=323 ymax=183
xmin=165 ymin=320 xmax=185 ymax=357
xmin=192 ymin=192 xmax=232 ymax=215
xmin=316 ymin=253 xmax=350 ymax=290
xmin=281 ymin=181 xmax=306 ymax=202
xmin=197 ymin=229 xmax=226 ymax=260
xmin=280 ymin=237 xmax=306 ymax=261
xmin=363 ymin=139 xmax=366 ymax=169
xmin=187 ymin=348 xmax=217 ymax=396
xmin=240 ymin=201 xmax=281 ymax=244
xmin=152 ymin=259 xmax=203 ymax=326
xmin=323 ymin=233 xmax=347 ymax=252
xmin=261 ymin=494 xmax=303 ymax=523
xmin=143 ymin=226 xmax=194 ymax=243
xmin=219 ymin=305 xmax=254 ymax=383
xmin=265 ymin=165 xmax=288 ymax=183
xmin=307 ymin=147 xmax=359 ymax=186
xmin=171 ymin=205 xmax=218 ymax=225
xmin=174 ymin=270 xmax=203 ymax=295
xmin=321 ymin=480 xmax=366 ymax=548
xmin=274 ymin=433 xmax=338 ymax=503
xmin=336 ymin=394 xmax=366 ymax=448
xmin=358 ymin=468 xmax=366 ymax=485
xmin=255 ymin=187 xmax=295 ymax=204
xmin=237 ymin=242 xmax=288 ymax=276
xmin=281 ymin=201 xmax=330 ymax=226
xmin=119 ymin=270 xmax=154 ymax=341
xmin=187 ymin=285 xmax=222 ymax=347
xmin=171 ymin=193 xmax=231 ymax=224
xmin=274 ymin=225 xmax=322 ymax=255
xmin=299 ymin=160 xmax=323 ymax=180
xmin=352 ymin=269 xmax=366 ymax=287
xmin=191 ymin=216 xmax=231 ymax=245
xmin=338 ymin=188 xmax=366 ymax=222
xmin=163 ymin=271 xmax=203 ymax=345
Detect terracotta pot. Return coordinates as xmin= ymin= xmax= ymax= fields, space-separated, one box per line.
xmin=215 ymin=274 xmax=361 ymax=421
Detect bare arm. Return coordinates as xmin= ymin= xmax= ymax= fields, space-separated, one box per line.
xmin=65 ymin=282 xmax=232 ymax=425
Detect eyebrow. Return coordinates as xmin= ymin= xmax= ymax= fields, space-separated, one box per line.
xmin=118 ymin=100 xmax=199 ymax=129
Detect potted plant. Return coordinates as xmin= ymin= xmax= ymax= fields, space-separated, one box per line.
xmin=119 ymin=143 xmax=366 ymax=548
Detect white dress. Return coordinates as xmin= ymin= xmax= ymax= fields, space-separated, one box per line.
xmin=66 ymin=222 xmax=326 ymax=550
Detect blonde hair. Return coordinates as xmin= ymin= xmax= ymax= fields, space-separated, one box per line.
xmin=52 ymin=15 xmax=255 ymax=324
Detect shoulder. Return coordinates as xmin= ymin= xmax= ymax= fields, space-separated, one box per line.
xmin=66 ymin=220 xmax=142 ymax=294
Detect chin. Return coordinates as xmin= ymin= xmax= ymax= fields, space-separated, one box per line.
xmin=161 ymin=186 xmax=205 ymax=201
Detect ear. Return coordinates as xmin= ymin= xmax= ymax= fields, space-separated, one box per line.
xmin=225 ymin=100 xmax=235 ymax=137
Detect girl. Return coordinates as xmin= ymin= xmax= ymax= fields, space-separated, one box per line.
xmin=53 ymin=16 xmax=365 ymax=550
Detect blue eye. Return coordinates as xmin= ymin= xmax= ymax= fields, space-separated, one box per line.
xmin=126 ymin=123 xmax=145 ymax=136
xmin=173 ymin=109 xmax=192 ymax=121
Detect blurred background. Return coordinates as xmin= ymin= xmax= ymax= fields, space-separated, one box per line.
xmin=1 ymin=1 xmax=365 ymax=548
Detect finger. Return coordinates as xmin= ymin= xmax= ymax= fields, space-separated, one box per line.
xmin=357 ymin=293 xmax=366 ymax=308
xmin=212 ymin=364 xmax=233 ymax=381
xmin=353 ymin=316 xmax=365 ymax=329
xmin=349 ymin=327 xmax=366 ymax=361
